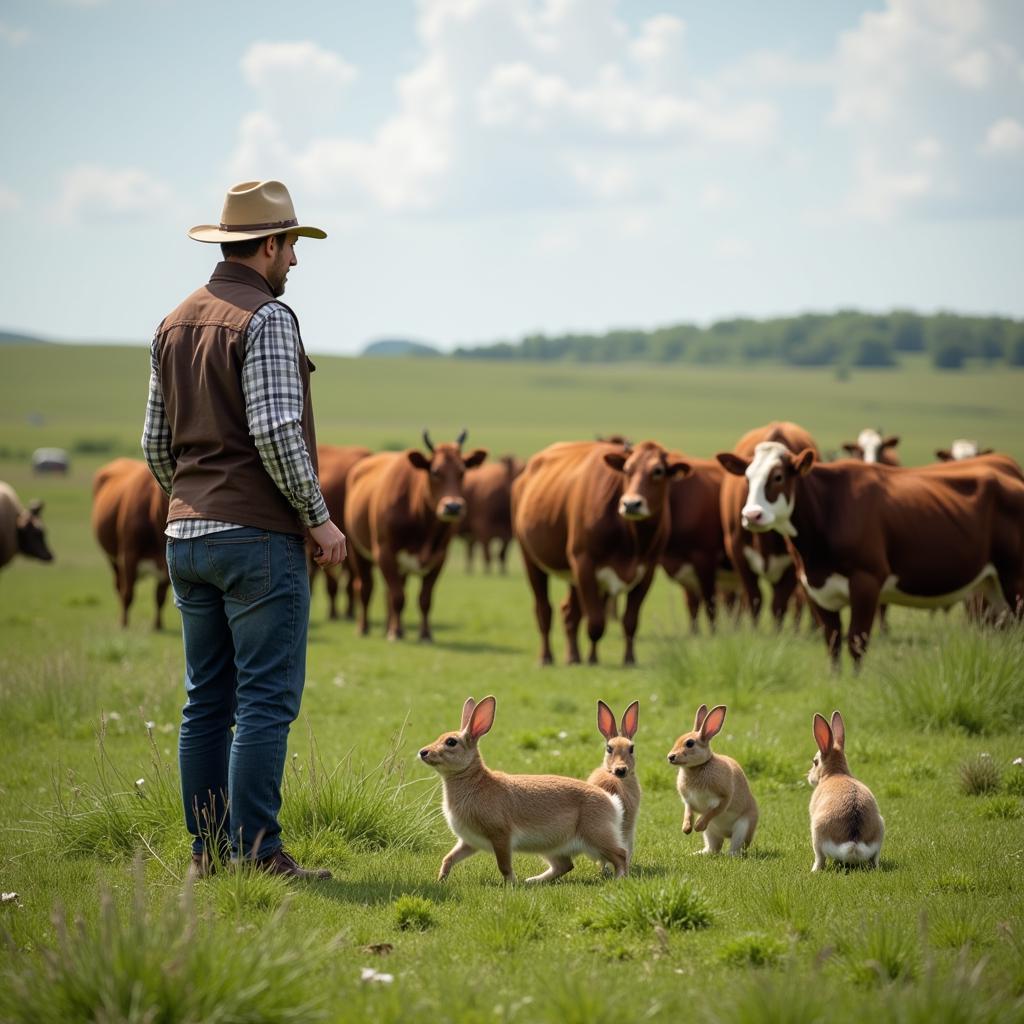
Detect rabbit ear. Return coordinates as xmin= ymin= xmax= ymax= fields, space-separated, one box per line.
xmin=620 ymin=701 xmax=639 ymax=739
xmin=468 ymin=696 xmax=496 ymax=740
xmin=813 ymin=713 xmax=833 ymax=756
xmin=701 ymin=705 xmax=726 ymax=741
xmin=693 ymin=704 xmax=709 ymax=732
xmin=830 ymin=710 xmax=845 ymax=751
xmin=597 ymin=700 xmax=618 ymax=740
xmin=460 ymin=697 xmax=476 ymax=731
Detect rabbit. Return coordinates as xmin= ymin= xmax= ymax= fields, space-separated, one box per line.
xmin=586 ymin=700 xmax=641 ymax=868
xmin=807 ymin=710 xmax=884 ymax=871
xmin=667 ymin=704 xmax=758 ymax=855
xmin=419 ymin=696 xmax=628 ymax=884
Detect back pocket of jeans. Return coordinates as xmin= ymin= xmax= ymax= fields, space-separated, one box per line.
xmin=205 ymin=534 xmax=272 ymax=603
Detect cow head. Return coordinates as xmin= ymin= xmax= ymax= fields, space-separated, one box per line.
xmin=18 ymin=499 xmax=54 ymax=562
xmin=841 ymin=428 xmax=899 ymax=464
xmin=936 ymin=439 xmax=993 ymax=461
xmin=408 ymin=429 xmax=487 ymax=522
xmin=716 ymin=441 xmax=815 ymax=537
xmin=604 ymin=441 xmax=690 ymax=520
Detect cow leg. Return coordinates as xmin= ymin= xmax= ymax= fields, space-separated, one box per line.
xmin=770 ymin=566 xmax=798 ymax=630
xmin=481 ymin=538 xmax=493 ymax=574
xmin=498 ymin=538 xmax=511 ymax=574
xmin=154 ymin=571 xmax=170 ymax=631
xmin=343 ymin=564 xmax=357 ymax=620
xmin=847 ymin=573 xmax=881 ymax=669
xmin=323 ymin=565 xmax=341 ymax=621
xmin=876 ymin=602 xmax=889 ymax=634
xmin=811 ymin=601 xmax=843 ymax=670
xmin=621 ymin=570 xmax=656 ymax=666
xmin=696 ymin=559 xmax=718 ymax=634
xmin=378 ymin=552 xmax=407 ymax=641
xmin=349 ymin=548 xmax=374 ymax=636
xmin=561 ymin=586 xmax=583 ymax=665
xmin=683 ymin=586 xmax=701 ymax=634
xmin=464 ymin=537 xmax=475 ymax=573
xmin=732 ymin=543 xmax=763 ymax=622
xmin=522 ymin=555 xmax=554 ymax=665
xmin=572 ymin=559 xmax=606 ymax=665
xmin=417 ymin=565 xmax=442 ymax=642
xmin=118 ymin=551 xmax=138 ymax=628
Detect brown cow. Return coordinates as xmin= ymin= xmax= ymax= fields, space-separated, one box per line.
xmin=92 ymin=458 xmax=170 ymax=628
xmin=459 ymin=455 xmax=524 ymax=573
xmin=659 ymin=455 xmax=737 ymax=632
xmin=513 ymin=440 xmax=689 ymax=666
xmin=720 ymin=422 xmax=820 ymax=625
xmin=936 ymin=439 xmax=994 ymax=461
xmin=717 ymin=446 xmax=1024 ymax=667
xmin=345 ymin=430 xmax=487 ymax=640
xmin=308 ymin=444 xmax=372 ymax=620
xmin=0 ymin=482 xmax=53 ymax=570
xmin=841 ymin=428 xmax=901 ymax=466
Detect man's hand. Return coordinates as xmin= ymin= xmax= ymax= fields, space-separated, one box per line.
xmin=309 ymin=520 xmax=347 ymax=567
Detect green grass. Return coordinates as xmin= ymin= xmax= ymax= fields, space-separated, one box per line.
xmin=1 ymin=347 xmax=1023 ymax=1021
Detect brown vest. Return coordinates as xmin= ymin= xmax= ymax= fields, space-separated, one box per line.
xmin=155 ymin=261 xmax=319 ymax=536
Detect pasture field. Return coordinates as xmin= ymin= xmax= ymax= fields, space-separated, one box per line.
xmin=1 ymin=344 xmax=1023 ymax=1023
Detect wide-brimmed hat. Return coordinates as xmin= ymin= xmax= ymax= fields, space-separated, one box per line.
xmin=188 ymin=180 xmax=327 ymax=243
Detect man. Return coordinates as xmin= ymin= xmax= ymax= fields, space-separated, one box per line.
xmin=142 ymin=180 xmax=346 ymax=880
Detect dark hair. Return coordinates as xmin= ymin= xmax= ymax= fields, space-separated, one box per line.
xmin=220 ymin=231 xmax=286 ymax=260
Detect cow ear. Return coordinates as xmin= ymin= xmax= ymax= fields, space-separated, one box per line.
xmin=604 ymin=452 xmax=627 ymax=472
xmin=716 ymin=453 xmax=748 ymax=476
xmin=693 ymin=703 xmax=709 ymax=732
xmin=667 ymin=461 xmax=691 ymax=479
xmin=935 ymin=449 xmax=952 ymax=461
xmin=813 ymin=713 xmax=832 ymax=756
xmin=841 ymin=443 xmax=858 ymax=455
xmin=459 ymin=697 xmax=476 ymax=731
xmin=597 ymin=700 xmax=617 ymax=740
xmin=830 ymin=710 xmax=845 ymax=751
xmin=979 ymin=447 xmax=994 ymax=456
xmin=701 ymin=705 xmax=726 ymax=742
xmin=29 ymin=499 xmax=44 ymax=516
xmin=463 ymin=448 xmax=487 ymax=469
xmin=793 ymin=448 xmax=816 ymax=476
xmin=882 ymin=435 xmax=900 ymax=450
xmin=408 ymin=450 xmax=431 ymax=471
xmin=468 ymin=695 xmax=496 ymax=740
xmin=620 ymin=700 xmax=639 ymax=739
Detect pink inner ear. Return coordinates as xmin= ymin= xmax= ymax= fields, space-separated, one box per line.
xmin=620 ymin=702 xmax=639 ymax=738
xmin=469 ymin=697 xmax=496 ymax=739
xmin=701 ymin=706 xmax=726 ymax=740
xmin=597 ymin=702 xmax=617 ymax=739
xmin=813 ymin=715 xmax=832 ymax=755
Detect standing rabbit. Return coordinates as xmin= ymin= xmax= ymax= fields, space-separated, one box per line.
xmin=808 ymin=710 xmax=884 ymax=871
xmin=587 ymin=700 xmax=641 ymax=867
xmin=667 ymin=704 xmax=758 ymax=855
xmin=419 ymin=696 xmax=628 ymax=884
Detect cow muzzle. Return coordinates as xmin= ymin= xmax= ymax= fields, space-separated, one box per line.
xmin=438 ymin=499 xmax=465 ymax=522
xmin=741 ymin=505 xmax=772 ymax=531
xmin=618 ymin=495 xmax=649 ymax=520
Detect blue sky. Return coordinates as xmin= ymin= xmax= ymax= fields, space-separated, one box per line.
xmin=1 ymin=0 xmax=1022 ymax=352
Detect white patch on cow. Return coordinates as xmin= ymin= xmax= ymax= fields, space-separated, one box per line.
xmin=596 ymin=564 xmax=645 ymax=596
xmin=802 ymin=572 xmax=850 ymax=612
xmin=880 ymin=564 xmax=1001 ymax=609
xmin=857 ymin=428 xmax=882 ymax=463
xmin=396 ymin=550 xmax=427 ymax=576
xmin=673 ymin=563 xmax=700 ymax=593
xmin=741 ymin=442 xmax=797 ymax=537
xmin=765 ymin=554 xmax=792 ymax=584
xmin=951 ymin=439 xmax=979 ymax=460
xmin=742 ymin=545 xmax=765 ymax=576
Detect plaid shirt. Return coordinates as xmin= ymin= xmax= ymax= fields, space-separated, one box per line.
xmin=142 ymin=301 xmax=328 ymax=539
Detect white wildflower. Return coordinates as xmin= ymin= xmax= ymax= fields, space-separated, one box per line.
xmin=360 ymin=967 xmax=394 ymax=984
xmin=557 ymin=730 xmax=568 ymax=740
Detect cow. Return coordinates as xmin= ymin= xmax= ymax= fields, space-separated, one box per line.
xmin=659 ymin=455 xmax=738 ymax=632
xmin=308 ymin=444 xmax=373 ymax=620
xmin=344 ymin=430 xmax=487 ymax=641
xmin=0 ymin=482 xmax=53 ymax=570
xmin=512 ymin=440 xmax=689 ymax=666
xmin=717 ymin=446 xmax=1024 ymax=668
xmin=92 ymin=458 xmax=170 ymax=629
xmin=719 ymin=422 xmax=820 ymax=626
xmin=459 ymin=455 xmax=524 ymax=573
xmin=936 ymin=439 xmax=994 ymax=461
xmin=841 ymin=429 xmax=900 ymax=466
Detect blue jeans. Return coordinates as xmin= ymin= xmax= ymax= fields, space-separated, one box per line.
xmin=166 ymin=527 xmax=309 ymax=859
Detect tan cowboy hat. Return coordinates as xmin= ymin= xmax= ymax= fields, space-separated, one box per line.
xmin=188 ymin=180 xmax=327 ymax=243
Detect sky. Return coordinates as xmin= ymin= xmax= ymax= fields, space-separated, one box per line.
xmin=1 ymin=0 xmax=1022 ymax=353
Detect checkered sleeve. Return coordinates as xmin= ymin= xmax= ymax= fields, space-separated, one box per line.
xmin=141 ymin=338 xmax=175 ymax=496
xmin=242 ymin=304 xmax=329 ymax=528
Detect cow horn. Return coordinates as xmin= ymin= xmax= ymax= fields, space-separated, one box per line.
xmin=456 ymin=428 xmax=468 ymax=449
xmin=422 ymin=429 xmax=434 ymax=454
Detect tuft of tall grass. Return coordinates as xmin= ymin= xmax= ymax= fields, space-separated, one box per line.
xmin=0 ymin=862 xmax=333 ymax=1024
xmin=959 ymin=754 xmax=1002 ymax=795
xmin=700 ymin=970 xmax=828 ymax=1024
xmin=718 ymin=931 xmax=789 ymax=968
xmin=978 ymin=795 xmax=1023 ymax=820
xmin=583 ymin=877 xmax=712 ymax=933
xmin=885 ymin=950 xmax=1014 ymax=1024
xmin=280 ymin=724 xmax=439 ymax=853
xmin=474 ymin=891 xmax=545 ymax=952
xmin=393 ymin=894 xmax=437 ymax=932
xmin=209 ymin=862 xmax=292 ymax=919
xmin=874 ymin=629 xmax=1024 ymax=735
xmin=0 ymin=652 xmax=98 ymax=737
xmin=926 ymin=903 xmax=995 ymax=950
xmin=834 ymin=913 xmax=920 ymax=986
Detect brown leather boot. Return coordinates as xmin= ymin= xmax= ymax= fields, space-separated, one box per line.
xmin=186 ymin=851 xmax=217 ymax=880
xmin=254 ymin=849 xmax=332 ymax=880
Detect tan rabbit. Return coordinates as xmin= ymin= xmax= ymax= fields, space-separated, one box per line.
xmin=667 ymin=704 xmax=758 ymax=855
xmin=419 ymin=696 xmax=628 ymax=884
xmin=808 ymin=710 xmax=884 ymax=871
xmin=587 ymin=700 xmax=641 ymax=867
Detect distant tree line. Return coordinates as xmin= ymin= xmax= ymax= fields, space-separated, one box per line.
xmin=452 ymin=311 xmax=1024 ymax=370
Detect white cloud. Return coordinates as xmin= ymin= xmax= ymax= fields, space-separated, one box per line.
xmin=241 ymin=41 xmax=357 ymax=96
xmin=700 ymin=184 xmax=733 ymax=210
xmin=0 ymin=183 xmax=22 ymax=212
xmin=950 ymin=48 xmax=993 ymax=88
xmin=983 ymin=116 xmax=1024 ymax=153
xmin=846 ymin=151 xmax=933 ymax=222
xmin=55 ymin=164 xmax=173 ymax=224
xmin=913 ymin=136 xmax=943 ymax=160
xmin=713 ymin=237 xmax=753 ymax=261
xmin=0 ymin=20 xmax=29 ymax=46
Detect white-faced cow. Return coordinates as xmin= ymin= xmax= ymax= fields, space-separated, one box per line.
xmin=513 ymin=440 xmax=689 ymax=665
xmin=659 ymin=454 xmax=738 ymax=632
xmin=344 ymin=430 xmax=487 ymax=641
xmin=0 ymin=481 xmax=53 ymax=571
xmin=841 ymin=429 xmax=901 ymax=466
xmin=308 ymin=444 xmax=373 ymax=620
xmin=936 ymin=439 xmax=994 ymax=462
xmin=459 ymin=455 xmax=524 ymax=574
xmin=719 ymin=422 xmax=820 ymax=626
xmin=92 ymin=458 xmax=170 ymax=628
xmin=717 ymin=445 xmax=1024 ymax=668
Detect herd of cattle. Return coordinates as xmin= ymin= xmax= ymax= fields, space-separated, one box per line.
xmin=2 ymin=424 xmax=1021 ymax=669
